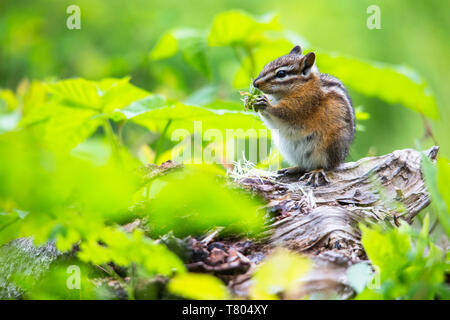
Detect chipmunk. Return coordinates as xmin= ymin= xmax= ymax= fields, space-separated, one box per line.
xmin=252 ymin=45 xmax=355 ymax=186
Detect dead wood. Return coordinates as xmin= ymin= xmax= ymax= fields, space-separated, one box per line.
xmin=224 ymin=146 xmax=439 ymax=298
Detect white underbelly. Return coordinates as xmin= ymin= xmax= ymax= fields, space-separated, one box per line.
xmin=259 ymin=112 xmax=326 ymax=170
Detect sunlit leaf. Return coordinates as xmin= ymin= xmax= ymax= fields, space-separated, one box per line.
xmin=168 ymin=273 xmax=229 ymax=300
xmin=43 ymin=106 xmax=102 ymax=152
xmin=422 ymin=154 xmax=450 ymax=236
xmin=317 ymin=53 xmax=439 ymax=119
xmin=45 ymin=78 xmax=102 ymax=110
xmin=437 ymin=157 xmax=450 ymax=222
xmin=0 ymin=89 xmax=18 ymax=111
xmin=100 ymin=80 xmax=150 ymax=113
xmin=129 ymin=100 xmax=268 ymax=139
xmin=0 ymin=135 xmax=138 ymax=245
xmin=25 ymin=261 xmax=98 ymax=300
xmin=184 ymin=86 xmax=217 ymax=106
xmin=78 ymin=228 xmax=186 ymax=276
xmin=208 ymin=11 xmax=280 ymax=47
xmin=150 ymin=31 xmax=179 ymax=60
xmin=358 ymin=222 xmax=446 ymax=299
xmin=18 ymin=78 xmax=150 ymax=152
xmin=150 ymin=29 xmax=210 ymax=77
xmin=112 ymin=94 xmax=167 ymax=120
xmin=360 ymin=224 xmax=411 ymax=279
xmin=250 ymin=248 xmax=311 ymax=299
xmin=146 ymin=165 xmax=266 ymax=237
xmin=346 ymin=262 xmax=372 ymax=294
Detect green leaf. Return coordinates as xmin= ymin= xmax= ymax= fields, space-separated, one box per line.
xmin=112 ymin=94 xmax=167 ymax=120
xmin=18 ymin=97 xmax=103 ymax=153
xmin=45 ymin=78 xmax=103 ymax=111
xmin=250 ymin=248 xmax=311 ymax=300
xmin=208 ymin=11 xmax=280 ymax=47
xmin=19 ymin=78 xmax=150 ymax=152
xmin=149 ymin=32 xmax=178 ymax=60
xmin=22 ymin=81 xmax=48 ymax=115
xmin=150 ymin=29 xmax=210 ymax=77
xmin=346 ymin=262 xmax=373 ymax=294
xmin=0 ymin=135 xmax=139 ymax=245
xmin=44 ymin=107 xmax=103 ymax=152
xmin=146 ymin=165 xmax=266 ymax=237
xmin=422 ymin=155 xmax=450 ymax=236
xmin=358 ymin=221 xmax=446 ymax=299
xmin=100 ymin=79 xmax=150 ymax=113
xmin=129 ymin=99 xmax=267 ymax=139
xmin=437 ymin=157 xmax=450 ymax=223
xmin=25 ymin=261 xmax=98 ymax=300
xmin=43 ymin=77 xmax=146 ymax=113
xmin=184 ymin=86 xmax=218 ymax=106
xmin=360 ymin=224 xmax=411 ymax=279
xmin=78 ymin=228 xmax=186 ymax=276
xmin=168 ymin=273 xmax=229 ymax=299
xmin=0 ymin=89 xmax=18 ymax=112
xmin=317 ymin=53 xmax=439 ymax=119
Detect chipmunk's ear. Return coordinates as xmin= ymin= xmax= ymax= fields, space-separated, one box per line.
xmin=301 ymin=52 xmax=316 ymax=76
xmin=289 ymin=45 xmax=302 ymax=55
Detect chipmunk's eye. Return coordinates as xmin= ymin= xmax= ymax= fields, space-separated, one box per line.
xmin=275 ymin=70 xmax=287 ymax=78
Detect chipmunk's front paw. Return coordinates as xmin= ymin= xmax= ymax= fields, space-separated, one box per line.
xmin=300 ymin=169 xmax=329 ymax=187
xmin=253 ymin=95 xmax=270 ymax=112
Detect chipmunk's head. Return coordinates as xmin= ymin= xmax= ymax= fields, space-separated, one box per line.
xmin=253 ymin=45 xmax=318 ymax=98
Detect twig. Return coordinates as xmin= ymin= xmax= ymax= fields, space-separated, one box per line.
xmin=420 ymin=113 xmax=438 ymax=145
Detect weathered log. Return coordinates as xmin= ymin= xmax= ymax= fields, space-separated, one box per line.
xmin=227 ymin=146 xmax=439 ymax=298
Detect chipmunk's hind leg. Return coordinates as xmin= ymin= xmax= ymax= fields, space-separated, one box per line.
xmin=277 ymin=166 xmax=306 ymax=176
xmin=300 ymin=169 xmax=329 ymax=187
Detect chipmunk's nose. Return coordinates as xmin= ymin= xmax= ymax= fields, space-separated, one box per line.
xmin=253 ymin=78 xmax=261 ymax=88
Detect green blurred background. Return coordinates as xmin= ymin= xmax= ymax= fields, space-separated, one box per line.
xmin=1 ymin=0 xmax=449 ymax=159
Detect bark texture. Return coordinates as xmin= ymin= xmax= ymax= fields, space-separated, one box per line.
xmin=225 ymin=146 xmax=439 ymax=298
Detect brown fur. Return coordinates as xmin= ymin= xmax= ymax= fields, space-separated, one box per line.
xmin=253 ymin=46 xmax=355 ymax=171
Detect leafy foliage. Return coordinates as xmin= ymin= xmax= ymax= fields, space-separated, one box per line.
xmin=422 ymin=155 xmax=450 ymax=236
xmin=0 ymin=7 xmax=446 ymax=300
xmin=317 ymin=54 xmax=439 ymax=119
xmin=146 ymin=165 xmax=265 ymax=237
xmin=357 ymin=217 xmax=448 ymax=300
xmin=150 ymin=29 xmax=210 ymax=77
xmin=208 ymin=11 xmax=280 ymax=47
xmin=250 ymin=248 xmax=311 ymax=299
xmin=168 ymin=273 xmax=230 ymax=299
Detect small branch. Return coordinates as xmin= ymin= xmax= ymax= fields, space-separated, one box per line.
xmin=420 ymin=113 xmax=438 ymax=145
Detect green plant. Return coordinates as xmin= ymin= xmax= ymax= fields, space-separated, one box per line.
xmin=0 ymin=8 xmax=446 ymax=300
xmin=350 ymin=216 xmax=449 ymax=300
